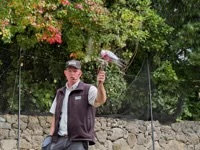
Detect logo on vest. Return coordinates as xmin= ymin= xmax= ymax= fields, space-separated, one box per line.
xmin=75 ymin=96 xmax=82 ymax=100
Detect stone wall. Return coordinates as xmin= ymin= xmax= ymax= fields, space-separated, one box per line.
xmin=0 ymin=114 xmax=200 ymax=150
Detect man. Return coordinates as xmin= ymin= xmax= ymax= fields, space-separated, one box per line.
xmin=49 ymin=59 xmax=106 ymax=150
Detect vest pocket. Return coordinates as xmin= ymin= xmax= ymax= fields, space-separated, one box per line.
xmin=87 ymin=116 xmax=91 ymax=132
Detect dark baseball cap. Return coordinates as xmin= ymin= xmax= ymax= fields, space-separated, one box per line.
xmin=65 ymin=60 xmax=81 ymax=69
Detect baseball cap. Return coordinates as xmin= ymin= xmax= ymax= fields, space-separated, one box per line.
xmin=65 ymin=60 xmax=81 ymax=69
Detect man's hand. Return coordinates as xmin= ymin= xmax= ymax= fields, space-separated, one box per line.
xmin=97 ymin=70 xmax=106 ymax=84
xmin=94 ymin=71 xmax=106 ymax=107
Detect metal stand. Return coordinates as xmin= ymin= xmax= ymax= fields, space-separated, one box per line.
xmin=147 ymin=55 xmax=155 ymax=150
xmin=18 ymin=49 xmax=22 ymax=150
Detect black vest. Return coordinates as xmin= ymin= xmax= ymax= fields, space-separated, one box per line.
xmin=52 ymin=81 xmax=96 ymax=145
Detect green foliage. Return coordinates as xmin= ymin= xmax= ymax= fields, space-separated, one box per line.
xmin=97 ymin=0 xmax=150 ymax=50
xmin=0 ymin=0 xmax=106 ymax=47
xmin=153 ymin=60 xmax=178 ymax=90
xmin=81 ymin=61 xmax=127 ymax=114
xmin=98 ymin=66 xmax=127 ymax=114
xmin=0 ymin=0 xmax=172 ymax=118
xmin=151 ymin=0 xmax=200 ymax=120
xmin=1 ymin=0 xmax=199 ymax=122
xmin=23 ymin=81 xmax=55 ymax=112
xmin=152 ymin=91 xmax=180 ymax=115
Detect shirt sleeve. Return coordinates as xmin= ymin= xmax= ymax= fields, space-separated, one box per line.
xmin=88 ymin=85 xmax=97 ymax=106
xmin=49 ymin=96 xmax=57 ymax=114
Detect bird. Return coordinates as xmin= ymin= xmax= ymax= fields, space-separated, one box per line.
xmin=100 ymin=49 xmax=126 ymax=68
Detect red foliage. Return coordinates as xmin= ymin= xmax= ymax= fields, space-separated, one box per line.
xmin=61 ymin=0 xmax=70 ymax=6
xmin=41 ymin=26 xmax=62 ymax=44
xmin=1 ymin=20 xmax=9 ymax=28
xmin=74 ymin=3 xmax=84 ymax=10
xmin=70 ymin=53 xmax=78 ymax=59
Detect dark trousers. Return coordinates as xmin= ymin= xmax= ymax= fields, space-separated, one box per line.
xmin=50 ymin=137 xmax=88 ymax=150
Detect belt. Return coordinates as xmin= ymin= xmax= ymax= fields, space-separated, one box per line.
xmin=58 ymin=134 xmax=68 ymax=138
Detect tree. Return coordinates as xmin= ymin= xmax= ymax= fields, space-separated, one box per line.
xmin=0 ymin=0 xmax=174 ymax=120
xmin=0 ymin=0 xmax=109 ymax=113
xmin=94 ymin=0 xmax=173 ymax=116
xmin=151 ymin=0 xmax=200 ymax=120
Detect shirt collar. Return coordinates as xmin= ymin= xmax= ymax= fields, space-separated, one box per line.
xmin=66 ymin=80 xmax=80 ymax=90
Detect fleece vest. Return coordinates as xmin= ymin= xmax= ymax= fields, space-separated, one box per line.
xmin=52 ymin=81 xmax=96 ymax=145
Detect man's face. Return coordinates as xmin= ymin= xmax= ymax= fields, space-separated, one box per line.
xmin=64 ymin=66 xmax=82 ymax=83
